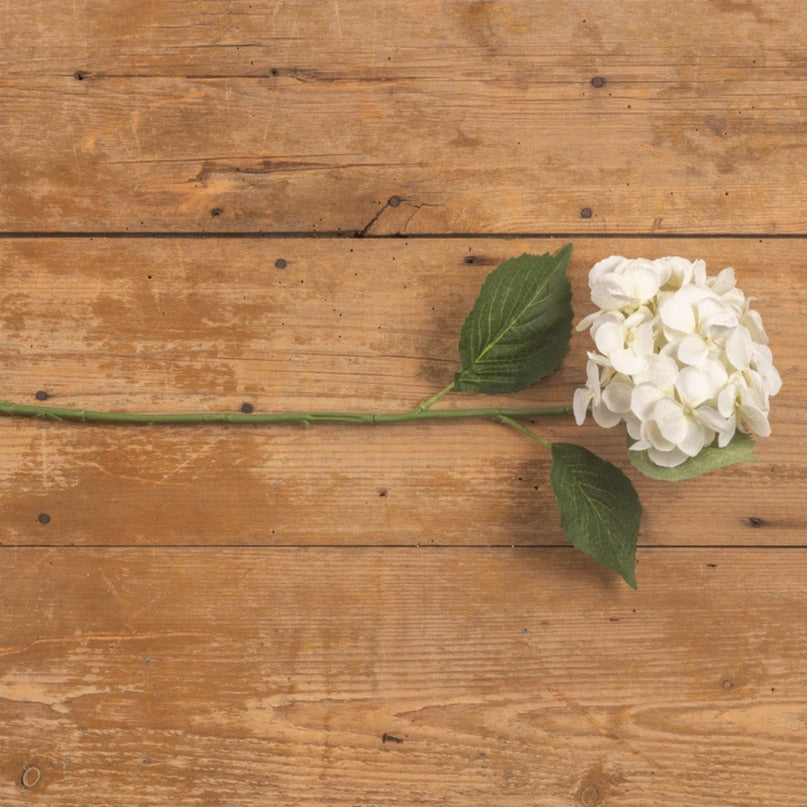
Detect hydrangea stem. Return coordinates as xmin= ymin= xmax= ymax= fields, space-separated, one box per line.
xmin=497 ymin=415 xmax=551 ymax=449
xmin=0 ymin=398 xmax=572 ymax=427
xmin=415 ymin=383 xmax=456 ymax=412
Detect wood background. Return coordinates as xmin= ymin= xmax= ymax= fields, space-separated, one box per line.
xmin=0 ymin=2 xmax=804 ymax=805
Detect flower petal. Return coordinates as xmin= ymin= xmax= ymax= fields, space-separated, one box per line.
xmin=711 ymin=266 xmax=736 ymax=294
xmin=576 ymin=310 xmax=603 ymax=332
xmin=591 ymin=401 xmax=623 ymax=428
xmin=623 ymin=263 xmax=661 ymax=303
xmin=725 ymin=326 xmax=753 ymax=371
xmin=751 ymin=349 xmax=783 ymax=397
xmin=624 ymin=413 xmax=642 ymax=440
xmin=594 ymin=321 xmax=624 ymax=356
xmin=677 ymin=333 xmax=709 ymax=366
xmin=660 ymin=291 xmax=697 ymax=334
xmin=629 ymin=437 xmax=652 ymax=451
xmin=602 ymin=381 xmax=633 ymax=414
xmin=654 ymin=256 xmax=689 ymax=288
xmin=572 ymin=387 xmax=591 ymax=426
xmin=738 ymin=404 xmax=771 ymax=437
xmin=648 ymin=445 xmax=689 ymax=467
xmin=644 ymin=354 xmax=679 ymax=390
xmin=654 ymin=397 xmax=689 ymax=444
xmin=676 ymin=366 xmax=717 ymax=409
xmin=717 ymin=415 xmax=737 ymax=447
xmin=695 ymin=405 xmax=730 ymax=434
xmin=642 ymin=420 xmax=676 ymax=451
xmin=632 ymin=322 xmax=655 ymax=356
xmin=677 ymin=420 xmax=708 ymax=457
xmin=718 ymin=382 xmax=738 ymax=418
xmin=588 ymin=255 xmax=626 ymax=286
xmin=585 ymin=359 xmax=602 ymax=393
xmin=611 ymin=348 xmax=647 ymax=375
xmin=631 ymin=382 xmax=665 ymax=420
xmin=742 ymin=308 xmax=768 ymax=343
xmin=693 ymin=357 xmax=728 ymax=396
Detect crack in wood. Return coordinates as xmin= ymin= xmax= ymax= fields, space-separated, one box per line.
xmin=355 ymin=199 xmax=393 ymax=238
xmin=193 ymin=159 xmax=404 ymax=184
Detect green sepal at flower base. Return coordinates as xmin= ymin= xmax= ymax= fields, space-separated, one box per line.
xmin=628 ymin=431 xmax=756 ymax=481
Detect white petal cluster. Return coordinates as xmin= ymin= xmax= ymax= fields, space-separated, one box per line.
xmin=573 ymin=256 xmax=781 ymax=467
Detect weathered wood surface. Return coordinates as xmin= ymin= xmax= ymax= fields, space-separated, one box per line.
xmin=1 ymin=1 xmax=806 ymax=233
xmin=0 ymin=237 xmax=801 ymax=549
xmin=1 ymin=547 xmax=805 ymax=806
xmin=2 ymin=1 xmax=806 ymax=804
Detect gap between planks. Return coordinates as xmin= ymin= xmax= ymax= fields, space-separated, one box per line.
xmin=2 ymin=232 xmax=807 ymax=239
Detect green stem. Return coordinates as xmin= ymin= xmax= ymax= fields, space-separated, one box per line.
xmin=497 ymin=415 xmax=551 ymax=449
xmin=0 ymin=398 xmax=572 ymax=427
xmin=415 ymin=382 xmax=455 ymax=412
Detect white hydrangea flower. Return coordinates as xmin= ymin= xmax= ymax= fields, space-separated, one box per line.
xmin=574 ymin=256 xmax=781 ymax=467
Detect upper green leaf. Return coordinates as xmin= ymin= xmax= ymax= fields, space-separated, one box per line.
xmin=454 ymin=245 xmax=573 ymax=393
xmin=627 ymin=431 xmax=757 ymax=481
xmin=550 ymin=442 xmax=641 ymax=588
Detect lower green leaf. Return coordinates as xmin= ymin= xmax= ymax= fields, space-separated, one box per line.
xmin=627 ymin=431 xmax=756 ymax=481
xmin=549 ymin=442 xmax=641 ymax=588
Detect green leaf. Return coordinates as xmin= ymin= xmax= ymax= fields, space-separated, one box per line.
xmin=627 ymin=431 xmax=757 ymax=481
xmin=550 ymin=442 xmax=641 ymax=588
xmin=454 ymin=244 xmax=573 ymax=393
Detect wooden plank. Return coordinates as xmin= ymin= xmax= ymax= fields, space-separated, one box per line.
xmin=0 ymin=546 xmax=804 ymax=805
xmin=1 ymin=1 xmax=806 ymax=232
xmin=6 ymin=0 xmax=805 ymax=78
xmin=0 ymin=237 xmax=802 ymax=547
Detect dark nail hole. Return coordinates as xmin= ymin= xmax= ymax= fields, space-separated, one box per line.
xmin=580 ymin=207 xmax=593 ymax=219
xmin=275 ymin=258 xmax=287 ymax=269
xmin=38 ymin=513 xmax=51 ymax=525
xmin=706 ymin=562 xmax=718 ymax=569
xmin=34 ymin=390 xmax=50 ymax=401
xmin=590 ymin=75 xmax=606 ymax=88
xmin=464 ymin=256 xmax=479 ymax=264
xmin=74 ymin=70 xmax=87 ymax=81
xmin=388 ymin=196 xmax=401 ymax=207
xmin=210 ymin=207 xmax=223 ymax=217
xmin=377 ymin=488 xmax=388 ymax=497
xmin=748 ymin=516 xmax=765 ymax=527
xmin=722 ymin=679 xmax=734 ymax=691
xmin=270 ymin=68 xmax=279 ymax=76
xmin=240 ymin=403 xmax=254 ymax=414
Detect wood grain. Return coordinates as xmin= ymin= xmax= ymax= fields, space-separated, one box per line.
xmin=1 ymin=1 xmax=805 ymax=232
xmin=0 ymin=546 xmax=804 ymax=806
xmin=0 ymin=237 xmax=802 ymax=548
xmin=2 ymin=3 xmax=806 ymax=804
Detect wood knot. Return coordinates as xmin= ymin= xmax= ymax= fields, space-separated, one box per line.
xmin=21 ymin=766 xmax=41 ymax=789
